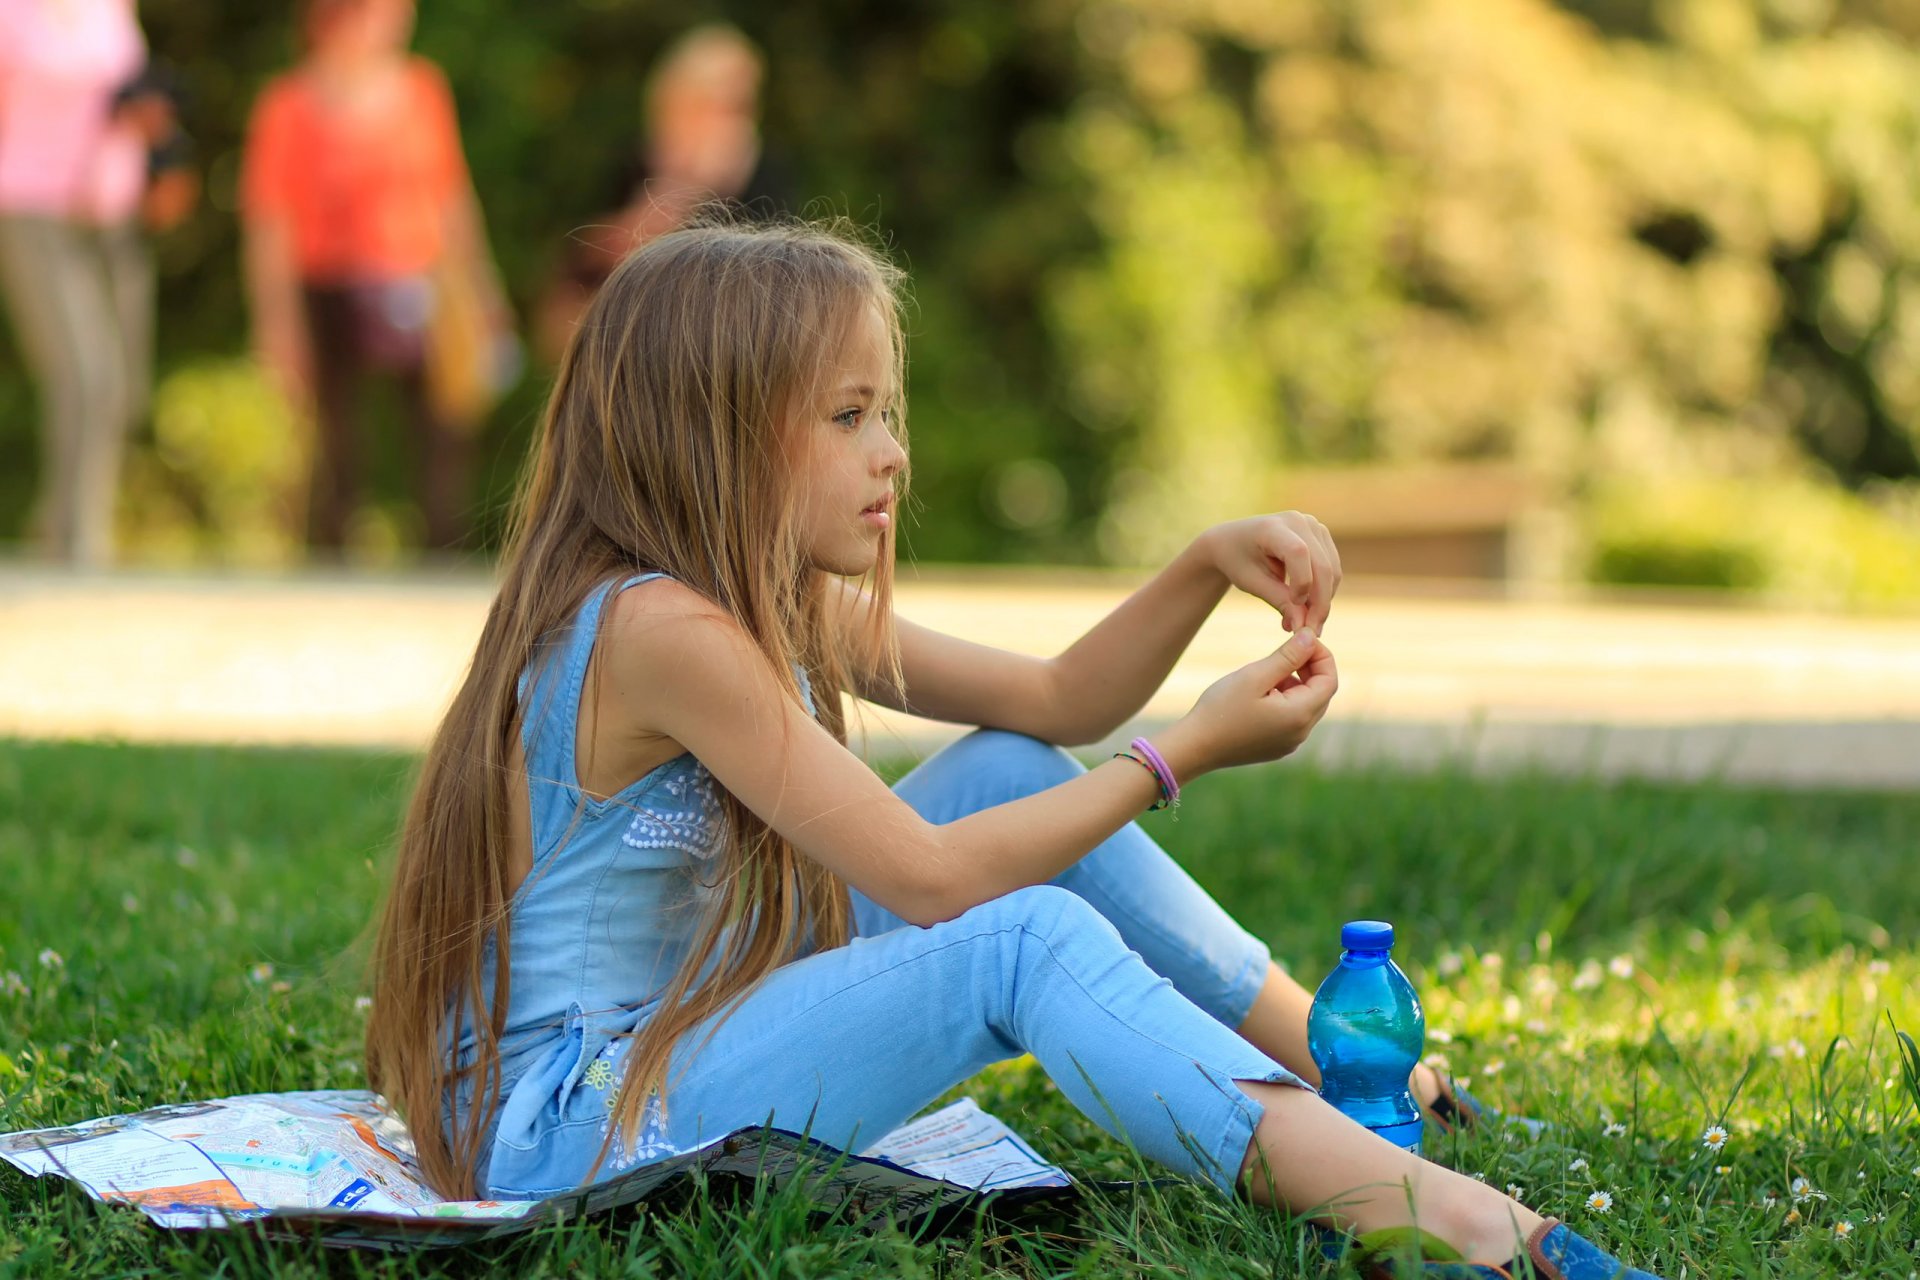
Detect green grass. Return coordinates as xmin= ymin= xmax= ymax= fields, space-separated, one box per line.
xmin=2 ymin=738 xmax=1917 ymax=1277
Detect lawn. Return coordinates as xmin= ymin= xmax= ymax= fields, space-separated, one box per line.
xmin=1 ymin=738 xmax=1916 ymax=1277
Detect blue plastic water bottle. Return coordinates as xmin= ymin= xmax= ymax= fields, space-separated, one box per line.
xmin=1307 ymin=919 xmax=1425 ymax=1155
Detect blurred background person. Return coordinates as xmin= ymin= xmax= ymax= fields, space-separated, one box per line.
xmin=241 ymin=0 xmax=512 ymax=558
xmin=0 ymin=0 xmax=170 ymax=568
xmin=535 ymin=24 xmax=790 ymax=362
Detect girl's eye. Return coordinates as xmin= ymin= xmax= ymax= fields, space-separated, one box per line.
xmin=832 ymin=407 xmax=863 ymax=430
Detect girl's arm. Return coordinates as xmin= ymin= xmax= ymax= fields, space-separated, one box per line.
xmin=239 ymin=90 xmax=312 ymax=408
xmin=605 ymin=578 xmax=1334 ymax=927
xmin=243 ymin=216 xmax=312 ymax=409
xmin=836 ymin=513 xmax=1341 ymax=746
xmin=430 ymin=64 xmax=513 ymax=333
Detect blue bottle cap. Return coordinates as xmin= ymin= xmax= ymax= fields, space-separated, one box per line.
xmin=1341 ymin=920 xmax=1395 ymax=951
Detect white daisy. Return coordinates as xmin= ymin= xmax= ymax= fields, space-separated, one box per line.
xmin=1 ymin=971 xmax=26 ymax=998
xmin=250 ymin=962 xmax=274 ymax=983
xmin=1701 ymin=1124 xmax=1729 ymax=1151
xmin=36 ymin=949 xmax=62 ymax=970
xmin=1586 ymin=1190 xmax=1613 ymax=1213
xmin=1603 ymin=1122 xmax=1628 ymax=1138
xmin=1507 ymin=1183 xmax=1526 ymax=1198
xmin=1608 ymin=955 xmax=1634 ymax=979
xmin=1569 ymin=1157 xmax=1590 ymax=1173
xmin=1790 ymin=1176 xmax=1826 ymax=1204
xmin=1834 ymin=1221 xmax=1853 ymax=1239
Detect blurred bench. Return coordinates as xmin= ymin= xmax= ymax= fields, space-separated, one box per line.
xmin=1274 ymin=462 xmax=1539 ymax=581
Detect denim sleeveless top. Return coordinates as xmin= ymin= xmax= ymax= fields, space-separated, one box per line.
xmin=461 ymin=572 xmax=816 ymax=1192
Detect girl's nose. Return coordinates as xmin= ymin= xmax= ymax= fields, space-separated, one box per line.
xmin=875 ymin=431 xmax=907 ymax=476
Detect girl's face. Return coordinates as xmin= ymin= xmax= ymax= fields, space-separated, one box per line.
xmin=788 ymin=303 xmax=905 ymax=576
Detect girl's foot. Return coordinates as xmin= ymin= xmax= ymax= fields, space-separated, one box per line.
xmin=1414 ymin=1066 xmax=1549 ymax=1140
xmin=1417 ymin=1066 xmax=1482 ymax=1135
xmin=1323 ymin=1217 xmax=1666 ymax=1279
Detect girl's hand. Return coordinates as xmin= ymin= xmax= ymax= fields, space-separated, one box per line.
xmin=1201 ymin=513 xmax=1342 ymax=634
xmin=1156 ymin=627 xmax=1338 ymax=779
xmin=256 ymin=319 xmax=313 ymax=411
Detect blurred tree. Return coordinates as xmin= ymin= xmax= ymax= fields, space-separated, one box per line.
xmin=0 ymin=0 xmax=1105 ymax=563
xmin=2 ymin=0 xmax=1917 ymax=584
xmin=1049 ymin=0 xmax=1920 ymax=572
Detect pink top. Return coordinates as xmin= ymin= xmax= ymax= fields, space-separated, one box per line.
xmin=0 ymin=0 xmax=148 ymax=223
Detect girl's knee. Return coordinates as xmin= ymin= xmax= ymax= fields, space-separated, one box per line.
xmin=969 ymin=884 xmax=1116 ymax=950
xmin=893 ymin=730 xmax=1087 ymax=823
xmin=948 ymin=729 xmax=1085 ymax=793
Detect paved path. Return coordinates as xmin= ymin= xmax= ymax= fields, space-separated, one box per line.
xmin=3 ymin=564 xmax=1917 ymax=788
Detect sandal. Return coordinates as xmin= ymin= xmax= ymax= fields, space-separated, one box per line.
xmin=1423 ymin=1073 xmax=1481 ymax=1136
xmin=1318 ymin=1217 xmax=1665 ymax=1279
xmin=1424 ymin=1074 xmax=1550 ymax=1141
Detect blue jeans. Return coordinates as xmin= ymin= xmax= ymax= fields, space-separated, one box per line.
xmin=487 ymin=730 xmax=1306 ymax=1198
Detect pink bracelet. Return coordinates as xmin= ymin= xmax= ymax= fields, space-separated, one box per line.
xmin=1129 ymin=736 xmax=1181 ymax=811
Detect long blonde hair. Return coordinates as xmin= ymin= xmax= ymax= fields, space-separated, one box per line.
xmin=365 ymin=219 xmax=908 ymax=1199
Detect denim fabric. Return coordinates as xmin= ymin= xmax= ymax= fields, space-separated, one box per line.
xmin=871 ymin=730 xmax=1274 ymax=1032
xmin=470 ymin=574 xmax=1305 ymax=1199
xmin=461 ymin=573 xmax=785 ymax=1161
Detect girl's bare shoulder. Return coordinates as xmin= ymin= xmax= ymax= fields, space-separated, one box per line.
xmin=602 ymin=573 xmax=724 ymax=629
xmin=597 ymin=577 xmax=774 ymax=717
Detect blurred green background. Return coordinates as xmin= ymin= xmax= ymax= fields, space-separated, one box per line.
xmin=4 ymin=0 xmax=1920 ymax=602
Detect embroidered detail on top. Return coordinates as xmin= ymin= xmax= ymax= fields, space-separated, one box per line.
xmin=603 ymin=1089 xmax=676 ymax=1170
xmin=621 ymin=760 xmax=723 ymax=860
xmin=589 ymin=1042 xmax=677 ymax=1171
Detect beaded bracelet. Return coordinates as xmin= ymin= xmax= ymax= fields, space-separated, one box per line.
xmin=1112 ymin=736 xmax=1180 ymax=814
xmin=1129 ymin=736 xmax=1181 ymax=810
xmin=1112 ymin=750 xmax=1168 ymax=810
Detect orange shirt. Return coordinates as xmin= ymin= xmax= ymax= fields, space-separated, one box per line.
xmin=241 ymin=58 xmax=467 ymax=282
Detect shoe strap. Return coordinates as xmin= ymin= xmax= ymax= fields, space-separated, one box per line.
xmin=1523 ymin=1217 xmax=1567 ymax=1279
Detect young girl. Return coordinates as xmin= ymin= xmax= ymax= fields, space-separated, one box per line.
xmin=364 ymin=221 xmax=1661 ymax=1280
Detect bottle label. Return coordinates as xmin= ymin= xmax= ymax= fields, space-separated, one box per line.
xmin=1370 ymin=1118 xmax=1424 ymax=1156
